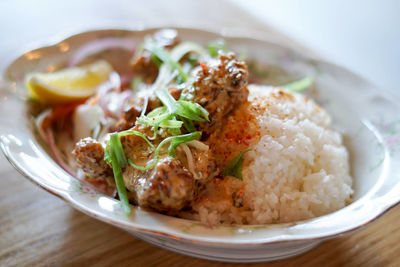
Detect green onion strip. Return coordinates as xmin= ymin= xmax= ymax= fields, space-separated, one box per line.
xmin=137 ymin=88 xmax=209 ymax=137
xmin=221 ymin=149 xmax=251 ymax=180
xmin=145 ymin=41 xmax=206 ymax=91
xmin=138 ymin=41 xmax=209 ymax=138
xmin=144 ymin=41 xmax=189 ymax=83
xmin=118 ymin=130 xmax=157 ymax=171
xmin=155 ymin=131 xmax=202 ymax=158
xmin=105 ymin=130 xmax=157 ymax=214
xmin=207 ymin=39 xmax=227 ymax=57
xmin=283 ymin=77 xmax=313 ymax=93
xmin=108 ymin=133 xmax=131 ymax=215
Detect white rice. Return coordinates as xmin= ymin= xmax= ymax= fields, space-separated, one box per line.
xmin=196 ymin=85 xmax=353 ymax=225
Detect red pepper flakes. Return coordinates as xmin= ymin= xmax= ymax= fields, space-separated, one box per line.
xmin=200 ymin=63 xmax=207 ymax=72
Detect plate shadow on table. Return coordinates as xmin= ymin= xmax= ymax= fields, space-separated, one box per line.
xmin=59 ymin=207 xmax=390 ymax=267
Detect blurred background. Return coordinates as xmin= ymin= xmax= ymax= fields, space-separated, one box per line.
xmin=0 ymin=0 xmax=399 ymax=97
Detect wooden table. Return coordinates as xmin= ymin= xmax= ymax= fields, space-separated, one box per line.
xmin=0 ymin=152 xmax=399 ymax=267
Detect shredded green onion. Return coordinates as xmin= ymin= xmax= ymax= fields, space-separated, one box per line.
xmin=137 ymin=89 xmax=209 ymax=136
xmin=187 ymin=54 xmax=198 ymax=66
xmin=128 ymin=158 xmax=158 ymax=171
xmin=137 ymin=41 xmax=211 ymax=136
xmin=159 ymin=119 xmax=183 ymax=128
xmin=207 ymin=39 xmax=227 ymax=57
xmin=118 ymin=130 xmax=158 ymax=170
xmin=170 ymin=42 xmax=206 ymax=61
xmin=283 ymin=77 xmax=313 ymax=92
xmin=149 ymin=41 xmax=206 ymax=92
xmin=168 ymin=125 xmax=182 ymax=136
xmin=106 ymin=129 xmax=202 ymax=177
xmin=176 ymin=100 xmax=209 ymax=122
xmin=156 ymin=88 xmax=209 ymax=121
xmin=104 ymin=130 xmax=158 ymax=211
xmin=104 ymin=133 xmax=128 ymax=168
xmin=130 ymin=77 xmax=143 ymax=92
xmin=106 ymin=130 xmax=201 ymax=214
xmin=156 ymin=131 xmax=202 ymax=158
xmin=155 ymin=89 xmax=178 ymax=113
xmin=117 ymin=130 xmax=155 ymax=148
xmin=147 ymin=126 xmax=159 ymax=140
xmin=108 ymin=133 xmax=131 ymax=215
xmin=239 ymin=50 xmax=247 ymax=61
xmin=144 ymin=40 xmax=188 ymax=82
xmin=104 ymin=130 xmax=155 ymax=165
xmin=104 ymin=143 xmax=111 ymax=165
xmin=137 ymin=111 xmax=172 ymax=127
xmin=221 ymin=149 xmax=251 ymax=180
xmin=150 ymin=53 xmax=162 ymax=67
xmin=146 ymin=106 xmax=168 ymax=118
xmin=180 ymin=116 xmax=196 ymax=132
xmin=121 ymin=132 xmax=159 ymax=171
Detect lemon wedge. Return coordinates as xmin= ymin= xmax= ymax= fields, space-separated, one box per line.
xmin=26 ymin=60 xmax=113 ymax=104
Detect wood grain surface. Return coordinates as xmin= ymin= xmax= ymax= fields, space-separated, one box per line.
xmin=1 ymin=150 xmax=399 ymax=267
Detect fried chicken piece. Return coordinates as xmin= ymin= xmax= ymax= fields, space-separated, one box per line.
xmin=73 ymin=137 xmax=112 ymax=178
xmin=118 ymin=129 xmax=195 ymax=212
xmin=73 ymin=129 xmax=196 ymax=212
xmin=112 ymin=105 xmax=141 ymax=132
xmin=123 ymin=156 xmax=194 ymax=212
xmin=183 ymin=53 xmax=249 ymax=137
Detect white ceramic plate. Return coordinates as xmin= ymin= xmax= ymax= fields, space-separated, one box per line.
xmin=1 ymin=27 xmax=400 ymax=263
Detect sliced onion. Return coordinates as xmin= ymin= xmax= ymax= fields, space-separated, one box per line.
xmin=35 ymin=109 xmax=52 ymax=142
xmin=68 ymin=38 xmax=135 ymax=67
xmin=72 ymin=104 xmax=104 ymax=142
xmin=97 ymin=72 xmax=121 ymax=116
xmin=118 ymin=89 xmax=133 ymax=117
xmin=97 ymin=71 xmax=121 ymax=95
xmin=45 ymin=127 xmax=76 ymax=177
xmin=151 ymin=42 xmax=207 ymax=92
xmin=186 ymin=140 xmax=209 ymax=150
xmin=120 ymin=73 xmax=135 ymax=87
xmin=180 ymin=144 xmax=198 ymax=179
xmin=170 ymin=42 xmax=207 ymax=61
